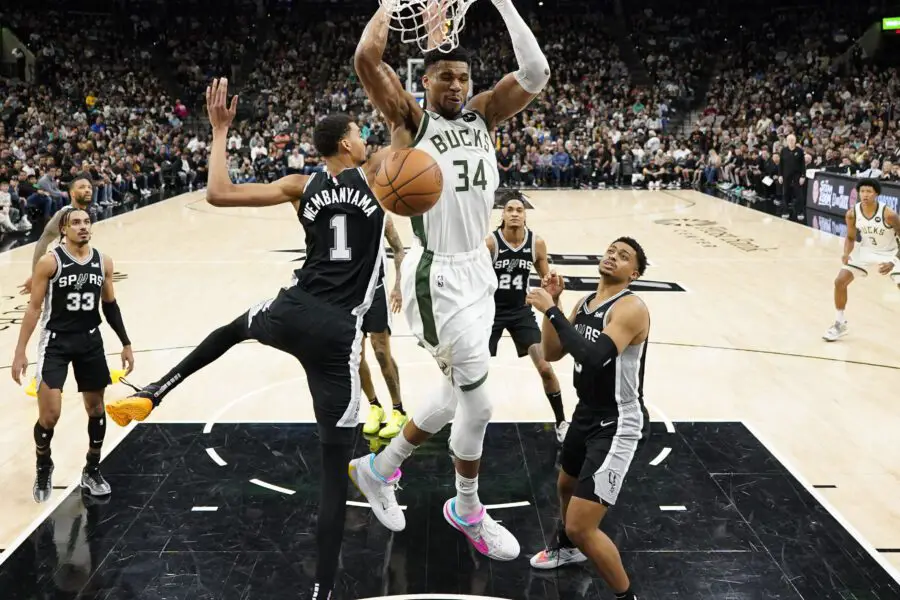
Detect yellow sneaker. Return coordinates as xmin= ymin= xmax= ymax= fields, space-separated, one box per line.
xmin=379 ymin=409 xmax=408 ymax=439
xmin=105 ymin=394 xmax=154 ymax=427
xmin=363 ymin=433 xmax=389 ymax=453
xmin=363 ymin=404 xmax=386 ymax=435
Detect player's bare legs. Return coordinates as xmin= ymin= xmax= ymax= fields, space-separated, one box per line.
xmin=527 ymin=343 xmax=567 ymax=440
xmin=363 ymin=332 xmax=407 ymax=438
xmin=824 ymin=269 xmax=853 ymax=341
xmin=33 ymin=382 xmax=63 ymax=502
xmin=81 ymin=389 xmax=112 ymax=496
xmin=531 ymin=471 xmax=634 ymax=597
xmin=565 ymin=499 xmax=633 ymax=596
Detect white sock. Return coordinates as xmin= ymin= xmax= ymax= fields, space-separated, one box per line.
xmin=454 ymin=472 xmax=482 ymax=517
xmin=373 ymin=432 xmax=416 ymax=480
xmin=836 ymin=310 xmax=845 ymax=323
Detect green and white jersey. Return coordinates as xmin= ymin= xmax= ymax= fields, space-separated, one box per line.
xmin=410 ymin=109 xmax=498 ymax=254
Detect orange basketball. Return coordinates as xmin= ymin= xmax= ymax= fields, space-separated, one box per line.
xmin=373 ymin=148 xmax=443 ymax=217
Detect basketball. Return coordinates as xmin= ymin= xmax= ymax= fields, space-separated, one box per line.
xmin=373 ymin=148 xmax=443 ymax=217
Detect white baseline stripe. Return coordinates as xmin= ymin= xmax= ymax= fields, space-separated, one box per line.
xmin=0 ymin=421 xmax=139 ymax=566
xmin=205 ymin=447 xmax=227 ymax=466
xmin=249 ymin=478 xmax=296 ymax=496
xmin=191 ymin=506 xmax=219 ymax=512
xmin=742 ymin=421 xmax=900 ymax=585
xmin=660 ymin=505 xmax=687 ymax=511
xmin=649 ymin=447 xmax=672 ymax=466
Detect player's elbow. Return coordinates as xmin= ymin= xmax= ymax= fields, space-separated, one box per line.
xmin=353 ymin=45 xmax=380 ymax=75
xmin=206 ymin=188 xmax=232 ymax=207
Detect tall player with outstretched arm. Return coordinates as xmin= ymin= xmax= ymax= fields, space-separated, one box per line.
xmin=106 ymin=79 xmax=391 ymax=600
xmin=348 ymin=0 xmax=550 ymax=561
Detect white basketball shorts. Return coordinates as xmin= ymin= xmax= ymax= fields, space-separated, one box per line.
xmin=402 ymin=245 xmax=497 ymax=389
xmin=842 ymin=246 xmax=900 ymax=282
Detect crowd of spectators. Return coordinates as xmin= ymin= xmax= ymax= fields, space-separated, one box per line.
xmin=2 ymin=0 xmax=898 ymax=237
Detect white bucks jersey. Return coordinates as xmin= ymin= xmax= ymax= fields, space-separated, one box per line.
xmin=855 ymin=201 xmax=898 ymax=253
xmin=410 ymin=109 xmax=498 ymax=254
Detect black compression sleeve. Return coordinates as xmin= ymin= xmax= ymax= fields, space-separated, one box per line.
xmin=102 ymin=300 xmax=131 ymax=346
xmin=546 ymin=306 xmax=619 ymax=368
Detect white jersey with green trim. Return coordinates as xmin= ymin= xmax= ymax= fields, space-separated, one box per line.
xmin=409 ymin=109 xmax=498 ymax=254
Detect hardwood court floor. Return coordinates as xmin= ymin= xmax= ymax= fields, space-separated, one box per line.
xmin=0 ymin=188 xmax=898 ymax=580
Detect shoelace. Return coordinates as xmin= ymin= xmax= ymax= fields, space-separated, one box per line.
xmin=36 ymin=466 xmax=52 ymax=488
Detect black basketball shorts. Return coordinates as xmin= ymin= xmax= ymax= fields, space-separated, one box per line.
xmin=246 ymin=285 xmax=361 ymax=443
xmin=361 ymin=283 xmax=391 ymax=336
xmin=559 ymin=403 xmax=651 ymax=507
xmin=489 ymin=308 xmax=541 ymax=357
xmin=36 ymin=328 xmax=112 ymax=392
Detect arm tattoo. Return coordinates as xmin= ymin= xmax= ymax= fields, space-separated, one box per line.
xmin=385 ymin=219 xmax=406 ymax=286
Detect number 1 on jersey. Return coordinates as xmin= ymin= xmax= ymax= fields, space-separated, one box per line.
xmin=330 ymin=214 xmax=352 ymax=261
xmin=453 ymin=159 xmax=487 ymax=192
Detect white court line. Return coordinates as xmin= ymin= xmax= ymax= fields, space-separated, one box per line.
xmin=649 ymin=447 xmax=672 ymax=466
xmin=345 ymin=500 xmax=530 ymax=511
xmin=483 ymin=501 xmax=531 ymax=510
xmin=347 ymin=500 xmax=409 ymax=511
xmin=191 ymin=506 xmax=219 ymax=512
xmin=358 ymin=595 xmax=514 ymax=600
xmin=742 ymin=421 xmax=900 ymax=585
xmin=0 ymin=420 xmax=138 ymax=566
xmin=660 ymin=505 xmax=687 ymax=511
xmin=645 ymin=402 xmax=675 ymax=433
xmin=203 ymin=375 xmax=308 ymax=434
xmin=249 ymin=478 xmax=296 ymax=496
xmin=205 ymin=447 xmax=227 ymax=466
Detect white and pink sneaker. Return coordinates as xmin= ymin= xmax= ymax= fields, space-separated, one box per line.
xmin=349 ymin=454 xmax=406 ymax=532
xmin=442 ymin=498 xmax=520 ymax=561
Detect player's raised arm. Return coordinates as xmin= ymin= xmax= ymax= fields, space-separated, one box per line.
xmin=355 ymin=5 xmax=423 ymax=133
xmin=467 ymin=0 xmax=550 ymax=129
xmin=527 ymin=271 xmax=572 ymax=362
xmin=204 ymin=78 xmax=308 ymax=208
xmin=534 ymin=237 xmax=551 ymax=279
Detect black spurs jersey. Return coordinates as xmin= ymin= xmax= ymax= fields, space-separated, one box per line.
xmin=43 ymin=246 xmax=105 ymax=333
xmin=491 ymin=228 xmax=536 ymax=314
xmin=572 ymin=289 xmax=648 ymax=414
xmin=293 ymin=168 xmax=386 ymax=312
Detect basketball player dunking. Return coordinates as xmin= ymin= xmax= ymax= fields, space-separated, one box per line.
xmin=105 ymin=79 xmax=390 ymax=600
xmin=348 ymin=0 xmax=549 ymax=560
xmin=486 ymin=190 xmax=569 ymax=441
xmin=525 ymin=237 xmax=650 ymax=600
xmin=359 ymin=214 xmax=409 ymax=440
xmin=824 ymin=178 xmax=900 ymax=341
xmin=11 ymin=208 xmax=134 ymax=504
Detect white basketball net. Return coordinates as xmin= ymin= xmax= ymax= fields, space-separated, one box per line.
xmin=380 ymin=0 xmax=476 ymax=53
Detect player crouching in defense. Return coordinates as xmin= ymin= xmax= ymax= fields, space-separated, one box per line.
xmin=525 ymin=237 xmax=650 ymax=600
xmin=824 ymin=178 xmax=900 ymax=341
xmin=486 ymin=190 xmax=569 ymax=441
xmin=11 ymin=208 xmax=134 ymax=503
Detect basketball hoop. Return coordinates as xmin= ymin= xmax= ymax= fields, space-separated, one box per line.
xmin=380 ymin=0 xmax=476 ymax=53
